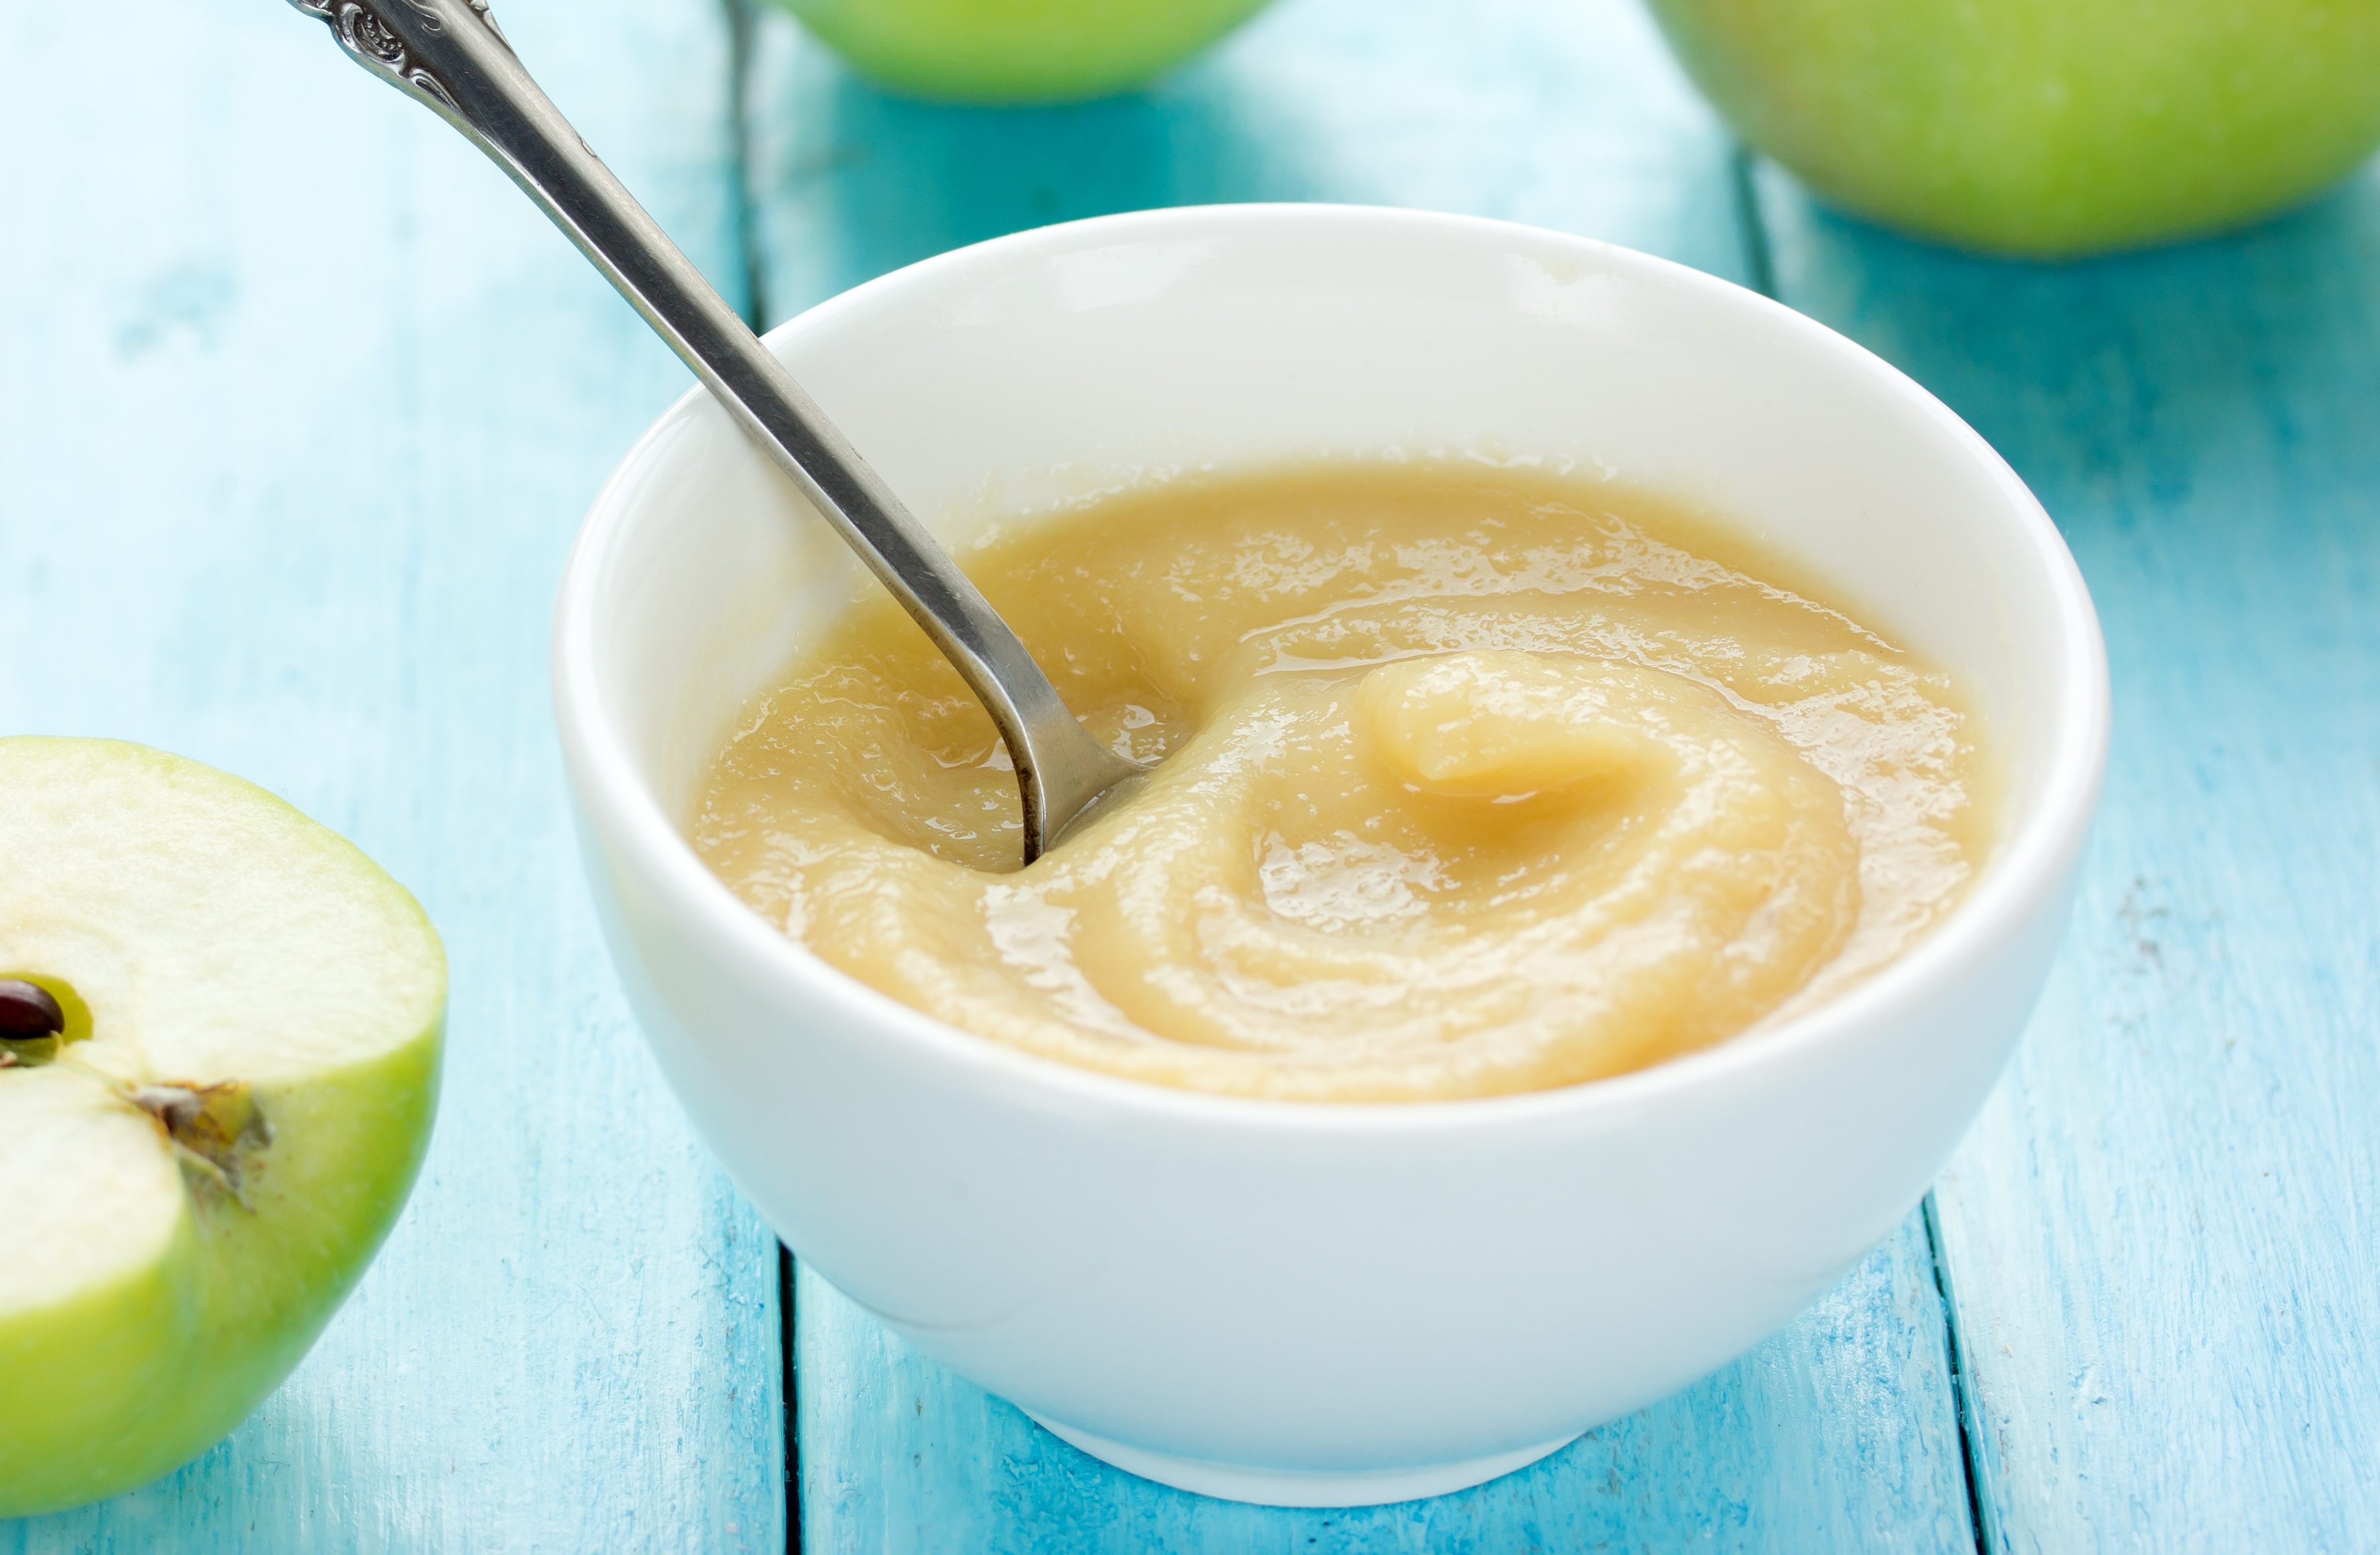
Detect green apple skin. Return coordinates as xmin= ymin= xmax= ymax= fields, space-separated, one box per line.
xmin=0 ymin=739 xmax=444 ymax=1519
xmin=779 ymin=0 xmax=1278 ymax=103
xmin=1644 ymin=0 xmax=2380 ymax=257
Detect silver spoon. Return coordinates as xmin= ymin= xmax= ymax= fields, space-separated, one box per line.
xmin=290 ymin=0 xmax=1143 ymax=863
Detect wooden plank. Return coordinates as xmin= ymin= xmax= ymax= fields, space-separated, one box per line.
xmin=1756 ymin=162 xmax=2380 ymax=1549
xmin=0 ymin=2 xmax=783 ymax=1550
xmin=745 ymin=0 xmax=1749 ymax=319
xmin=745 ymin=1 xmax=1977 ymax=1546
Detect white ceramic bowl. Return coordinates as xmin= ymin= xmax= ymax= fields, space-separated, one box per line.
xmin=553 ymin=205 xmax=2107 ymax=1508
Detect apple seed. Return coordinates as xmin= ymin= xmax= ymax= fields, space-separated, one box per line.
xmin=0 ymin=979 xmax=64 ymax=1040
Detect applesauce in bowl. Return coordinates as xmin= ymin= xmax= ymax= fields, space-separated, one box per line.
xmin=554 ymin=204 xmax=2105 ymax=1507
xmin=692 ymin=464 xmax=1990 ymax=1101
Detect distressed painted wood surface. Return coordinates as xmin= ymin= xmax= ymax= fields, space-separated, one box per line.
xmin=745 ymin=2 xmax=1976 ymax=1548
xmin=0 ymin=1 xmax=783 ymax=1550
xmin=1758 ymin=166 xmax=2380 ymax=1552
xmin=743 ymin=0 xmax=1748 ymax=321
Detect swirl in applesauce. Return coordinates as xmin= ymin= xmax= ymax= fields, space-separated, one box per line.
xmin=690 ymin=466 xmax=1989 ymax=1101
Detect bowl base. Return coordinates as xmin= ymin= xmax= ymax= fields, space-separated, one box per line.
xmin=1025 ymin=1413 xmax=1580 ymax=1507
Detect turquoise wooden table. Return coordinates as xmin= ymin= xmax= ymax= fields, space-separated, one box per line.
xmin=3 ymin=0 xmax=2374 ymax=1548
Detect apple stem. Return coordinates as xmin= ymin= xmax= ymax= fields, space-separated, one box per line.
xmin=0 ymin=979 xmax=64 ymax=1041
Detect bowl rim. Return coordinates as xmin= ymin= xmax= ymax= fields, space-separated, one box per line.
xmin=552 ymin=200 xmax=2110 ymax=1139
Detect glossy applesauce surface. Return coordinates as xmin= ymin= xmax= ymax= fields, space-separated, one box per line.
xmin=689 ymin=465 xmax=1991 ymax=1101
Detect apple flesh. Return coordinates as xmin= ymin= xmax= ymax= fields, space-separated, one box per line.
xmin=0 ymin=738 xmax=444 ymax=1518
xmin=777 ymin=0 xmax=1279 ymax=103
xmin=1645 ymin=0 xmax=2380 ymax=257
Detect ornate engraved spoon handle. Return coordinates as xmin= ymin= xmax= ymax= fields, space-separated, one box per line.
xmin=288 ymin=0 xmax=1141 ymax=863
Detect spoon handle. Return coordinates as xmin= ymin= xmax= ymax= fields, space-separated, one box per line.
xmin=290 ymin=0 xmax=1138 ymax=861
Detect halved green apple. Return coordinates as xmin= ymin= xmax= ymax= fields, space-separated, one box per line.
xmin=0 ymin=738 xmax=444 ymax=1517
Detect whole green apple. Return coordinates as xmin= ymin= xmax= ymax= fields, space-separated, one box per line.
xmin=1644 ymin=0 xmax=2380 ymax=256
xmin=0 ymin=738 xmax=444 ymax=1517
xmin=779 ymin=0 xmax=1277 ymax=103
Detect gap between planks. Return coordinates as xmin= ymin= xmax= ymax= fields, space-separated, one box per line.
xmin=711 ymin=5 xmax=798 ymax=1546
xmin=1735 ymin=146 xmax=1988 ymax=1554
